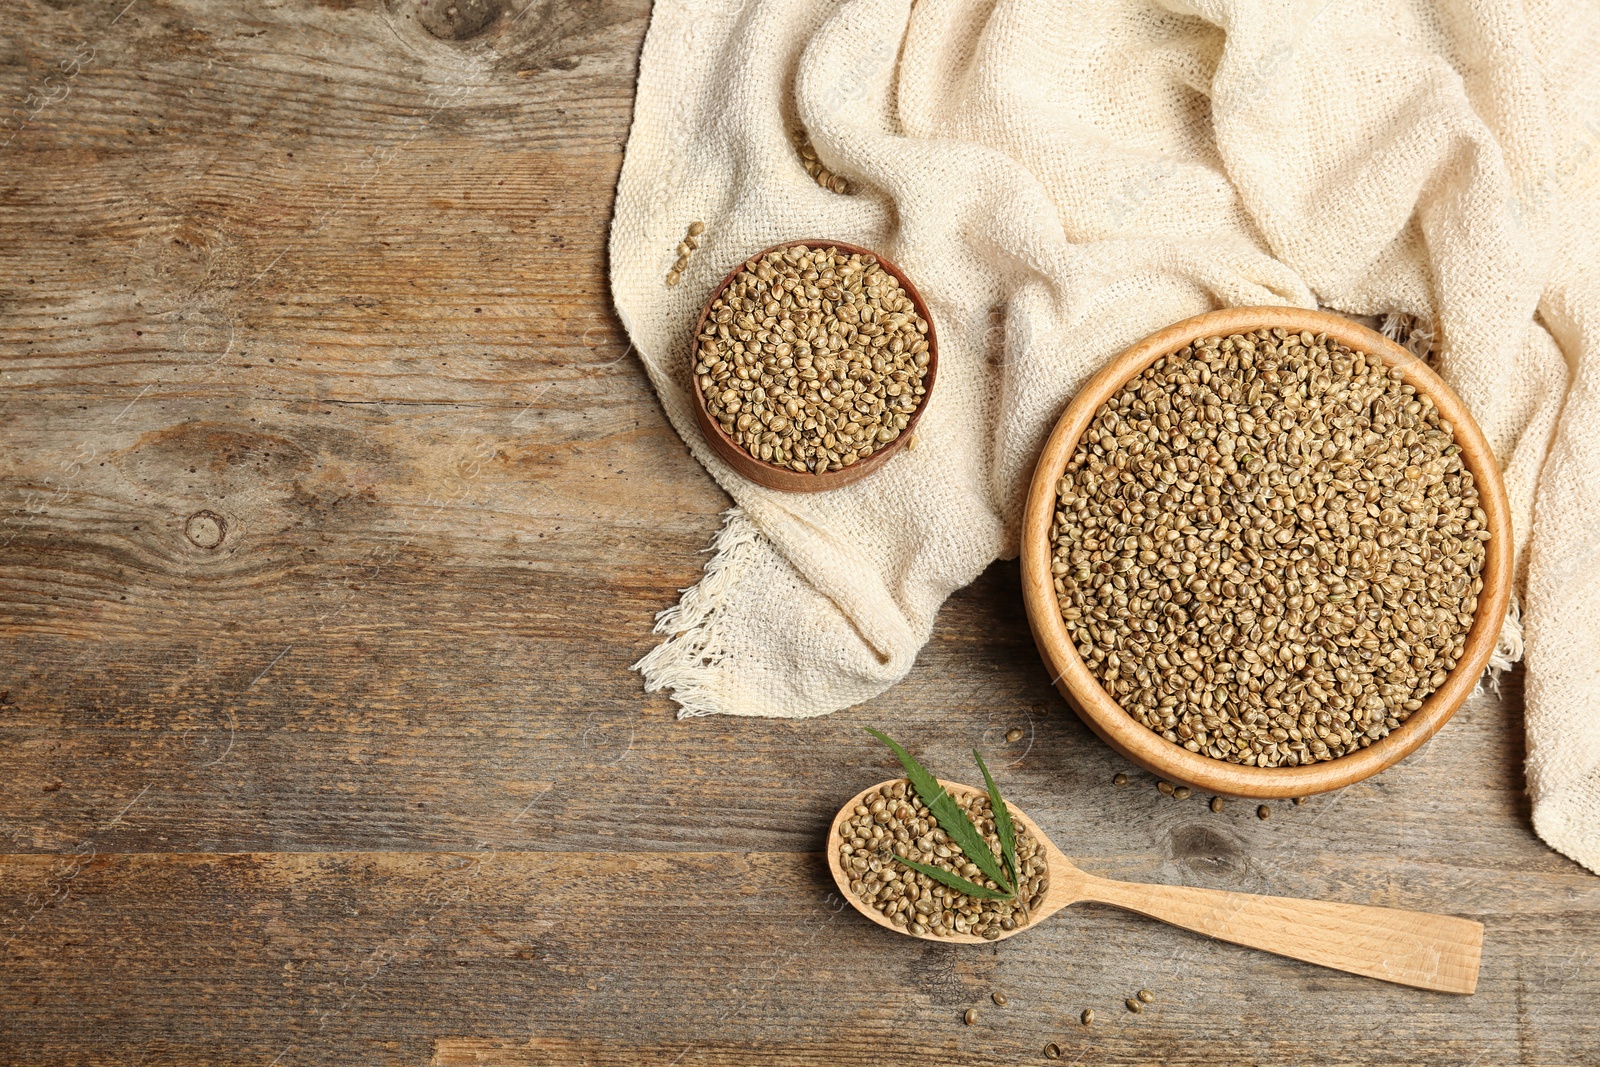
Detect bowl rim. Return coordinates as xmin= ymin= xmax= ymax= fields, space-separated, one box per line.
xmin=1019 ymin=306 xmax=1513 ymax=798
xmin=688 ymin=239 xmax=938 ymax=493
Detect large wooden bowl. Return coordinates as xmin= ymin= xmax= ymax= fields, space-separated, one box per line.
xmin=689 ymin=240 xmax=938 ymax=492
xmin=1020 ymin=307 xmax=1512 ymax=798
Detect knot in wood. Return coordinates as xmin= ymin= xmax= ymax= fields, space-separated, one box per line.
xmin=1166 ymin=824 xmax=1248 ymax=879
xmin=184 ymin=510 xmax=227 ymax=550
xmin=407 ymin=0 xmax=502 ymax=40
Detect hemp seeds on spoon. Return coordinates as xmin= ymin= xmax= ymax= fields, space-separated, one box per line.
xmin=1050 ymin=330 xmax=1486 ymax=768
xmin=837 ymin=779 xmax=1048 ymax=940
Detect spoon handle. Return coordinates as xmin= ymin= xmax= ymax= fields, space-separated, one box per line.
xmin=1075 ymin=875 xmax=1482 ymax=993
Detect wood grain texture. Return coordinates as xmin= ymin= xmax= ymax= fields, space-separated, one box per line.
xmin=1 ymin=2 xmax=1597 ymax=1065
xmin=1069 ymin=874 xmax=1482 ymax=995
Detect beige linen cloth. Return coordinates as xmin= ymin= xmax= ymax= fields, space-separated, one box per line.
xmin=609 ymin=0 xmax=1600 ymax=873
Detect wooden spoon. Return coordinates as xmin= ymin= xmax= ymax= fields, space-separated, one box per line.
xmin=828 ymin=779 xmax=1483 ymax=994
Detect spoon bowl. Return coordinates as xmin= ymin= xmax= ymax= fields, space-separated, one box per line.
xmin=828 ymin=778 xmax=1484 ymax=993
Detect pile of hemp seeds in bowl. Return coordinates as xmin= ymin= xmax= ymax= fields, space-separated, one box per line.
xmin=694 ymin=244 xmax=931 ymax=473
xmin=1050 ymin=329 xmax=1488 ymax=768
xmin=837 ymin=780 xmax=1048 ymax=940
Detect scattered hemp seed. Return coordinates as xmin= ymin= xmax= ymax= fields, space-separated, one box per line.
xmin=1006 ymin=727 xmax=1025 ymax=743
xmin=1157 ymin=780 xmax=1175 ymax=796
xmin=964 ymin=1008 xmax=979 ymax=1026
xmin=1113 ymin=772 xmax=1128 ymax=786
xmin=1173 ymin=785 xmax=1192 ymax=800
xmin=1080 ymin=1008 xmax=1094 ymax=1026
xmin=1045 ymin=1043 xmax=1063 ymax=1060
xmin=696 ymin=244 xmax=930 ymax=473
xmin=1210 ymin=796 xmax=1225 ymax=813
xmin=793 ymin=128 xmax=852 ymax=194
xmin=1293 ymin=796 xmax=1307 ymax=805
xmin=1258 ymin=804 xmax=1272 ymax=820
xmin=1125 ymin=997 xmax=1143 ymax=1014
xmin=1050 ymin=330 xmax=1486 ymax=767
xmin=1137 ymin=989 xmax=1154 ymax=1003
xmin=667 ymin=221 xmax=705 ymax=285
xmin=992 ymin=991 xmax=1009 ymax=1007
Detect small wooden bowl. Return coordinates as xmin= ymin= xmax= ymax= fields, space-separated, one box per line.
xmin=688 ymin=240 xmax=938 ymax=492
xmin=1020 ymin=307 xmax=1512 ymax=798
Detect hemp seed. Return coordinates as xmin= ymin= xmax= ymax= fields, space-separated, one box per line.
xmin=1051 ymin=331 xmax=1485 ymax=767
xmin=792 ymin=129 xmax=853 ymax=194
xmin=837 ymin=779 xmax=1046 ymax=940
xmin=695 ymin=245 xmax=930 ymax=473
xmin=669 ymin=221 xmax=706 ymax=285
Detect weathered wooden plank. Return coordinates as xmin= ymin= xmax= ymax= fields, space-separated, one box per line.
xmin=0 ymin=0 xmax=648 ymax=152
xmin=0 ymin=549 xmax=1557 ymax=869
xmin=0 ymin=846 xmax=1595 ymax=1066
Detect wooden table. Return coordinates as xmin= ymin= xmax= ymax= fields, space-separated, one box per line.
xmin=3 ymin=3 xmax=1596 ymax=1064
